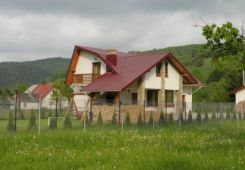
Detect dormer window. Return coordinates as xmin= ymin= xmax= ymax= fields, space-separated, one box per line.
xmin=156 ymin=63 xmax=162 ymax=77
xmin=165 ymin=61 xmax=168 ymax=77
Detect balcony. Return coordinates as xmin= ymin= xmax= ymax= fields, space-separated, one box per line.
xmin=73 ymin=73 xmax=100 ymax=86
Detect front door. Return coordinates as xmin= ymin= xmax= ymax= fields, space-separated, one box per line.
xmin=92 ymin=62 xmax=101 ymax=80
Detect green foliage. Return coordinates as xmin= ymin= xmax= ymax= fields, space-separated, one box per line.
xmin=63 ymin=116 xmax=72 ymax=129
xmin=232 ymin=112 xmax=237 ymax=120
xmin=148 ymin=112 xmax=154 ymax=125
xmin=97 ymin=111 xmax=103 ymax=125
xmin=124 ymin=112 xmax=131 ymax=126
xmin=28 ymin=111 xmax=37 ymax=130
xmin=187 ymin=111 xmax=192 ymax=122
xmin=196 ymin=113 xmax=202 ymax=125
xmin=7 ymin=112 xmax=15 ymax=131
xmin=203 ymin=112 xmax=208 ymax=122
xmin=49 ymin=118 xmax=57 ymax=129
xmin=137 ymin=112 xmax=143 ymax=125
xmin=159 ymin=112 xmax=165 ymax=124
xmin=168 ymin=113 xmax=174 ymax=123
xmin=111 ymin=112 xmax=117 ymax=125
xmin=0 ymin=58 xmax=70 ymax=88
xmin=211 ymin=113 xmax=216 ymax=120
xmin=226 ymin=112 xmax=231 ymax=120
xmin=19 ymin=111 xmax=25 ymax=120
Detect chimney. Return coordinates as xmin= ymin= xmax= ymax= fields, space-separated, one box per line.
xmin=106 ymin=49 xmax=117 ymax=65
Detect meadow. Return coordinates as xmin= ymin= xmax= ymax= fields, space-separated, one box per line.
xmin=0 ymin=119 xmax=245 ymax=170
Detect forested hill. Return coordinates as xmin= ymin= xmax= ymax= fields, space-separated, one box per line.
xmin=0 ymin=57 xmax=70 ymax=88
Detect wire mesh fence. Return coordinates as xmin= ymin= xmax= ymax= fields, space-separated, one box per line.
xmin=0 ymin=101 xmax=245 ymax=133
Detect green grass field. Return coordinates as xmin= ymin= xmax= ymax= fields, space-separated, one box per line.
xmin=1 ymin=119 xmax=245 ymax=170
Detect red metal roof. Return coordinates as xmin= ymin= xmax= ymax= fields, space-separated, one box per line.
xmin=66 ymin=45 xmax=203 ymax=92
xmin=31 ymin=84 xmax=53 ymax=99
xmin=231 ymin=86 xmax=245 ymax=94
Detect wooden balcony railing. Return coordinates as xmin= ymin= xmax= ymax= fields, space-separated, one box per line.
xmin=73 ymin=73 xmax=100 ymax=86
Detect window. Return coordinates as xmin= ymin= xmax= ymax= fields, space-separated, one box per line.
xmin=165 ymin=61 xmax=168 ymax=77
xmin=131 ymin=93 xmax=138 ymax=105
xmin=165 ymin=90 xmax=174 ymax=106
xmin=147 ymin=90 xmax=158 ymax=107
xmin=106 ymin=66 xmax=112 ymax=72
xmin=105 ymin=92 xmax=115 ymax=104
xmin=156 ymin=63 xmax=162 ymax=77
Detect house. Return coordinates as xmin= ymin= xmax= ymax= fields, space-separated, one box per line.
xmin=65 ymin=45 xmax=203 ymax=120
xmin=231 ymin=86 xmax=245 ymax=113
xmin=20 ymin=84 xmax=68 ymax=110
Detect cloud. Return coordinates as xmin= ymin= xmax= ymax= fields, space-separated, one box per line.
xmin=0 ymin=0 xmax=244 ymax=61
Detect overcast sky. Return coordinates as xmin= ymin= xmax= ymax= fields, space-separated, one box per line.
xmin=0 ymin=0 xmax=244 ymax=62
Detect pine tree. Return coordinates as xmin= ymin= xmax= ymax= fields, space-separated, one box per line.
xmin=148 ymin=112 xmax=154 ymax=125
xmin=159 ymin=112 xmax=165 ymax=124
xmin=137 ymin=112 xmax=143 ymax=126
xmin=203 ymin=112 xmax=208 ymax=122
xmin=124 ymin=112 xmax=131 ymax=126
xmin=7 ymin=112 xmax=15 ymax=131
xmin=64 ymin=116 xmax=72 ymax=129
xmin=97 ymin=111 xmax=103 ymax=126
xmin=168 ymin=113 xmax=174 ymax=123
xmin=28 ymin=111 xmax=37 ymax=130
xmin=111 ymin=112 xmax=117 ymax=126
xmin=196 ymin=112 xmax=202 ymax=125
xmin=187 ymin=110 xmax=192 ymax=122
xmin=211 ymin=113 xmax=216 ymax=120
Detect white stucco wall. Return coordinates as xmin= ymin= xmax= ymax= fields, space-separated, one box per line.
xmin=20 ymin=102 xmax=38 ymax=110
xmin=120 ymin=81 xmax=139 ymax=105
xmin=75 ymin=51 xmax=106 ymax=75
xmin=183 ymin=86 xmax=192 ymax=112
xmin=144 ymin=66 xmax=161 ymax=89
xmin=165 ymin=64 xmax=180 ymax=90
xmin=236 ymin=89 xmax=245 ymax=104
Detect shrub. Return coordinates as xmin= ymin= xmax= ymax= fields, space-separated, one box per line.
xmin=187 ymin=110 xmax=192 ymax=122
xmin=219 ymin=113 xmax=224 ymax=119
xmin=232 ymin=112 xmax=237 ymax=120
xmin=148 ymin=112 xmax=154 ymax=125
xmin=168 ymin=113 xmax=174 ymax=123
xmin=19 ymin=111 xmax=25 ymax=120
xmin=196 ymin=112 xmax=202 ymax=125
xmin=203 ymin=112 xmax=208 ymax=122
xmin=64 ymin=116 xmax=72 ymax=129
xmin=211 ymin=113 xmax=216 ymax=120
xmin=137 ymin=112 xmax=143 ymax=126
xmin=226 ymin=112 xmax=231 ymax=120
xmin=7 ymin=112 xmax=15 ymax=131
xmin=41 ymin=111 xmax=46 ymax=119
xmin=238 ymin=112 xmax=242 ymax=120
xmin=179 ymin=112 xmax=184 ymax=123
xmin=159 ymin=112 xmax=165 ymax=124
xmin=28 ymin=111 xmax=37 ymax=130
xmin=49 ymin=118 xmax=57 ymax=129
xmin=97 ymin=111 xmax=103 ymax=125
xmin=124 ymin=112 xmax=131 ymax=126
xmin=111 ymin=112 xmax=117 ymax=125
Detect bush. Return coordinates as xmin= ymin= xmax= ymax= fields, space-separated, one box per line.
xmin=187 ymin=111 xmax=192 ymax=122
xmin=232 ymin=112 xmax=237 ymax=120
xmin=179 ymin=113 xmax=184 ymax=124
xmin=97 ymin=111 xmax=103 ymax=125
xmin=168 ymin=113 xmax=174 ymax=123
xmin=19 ymin=111 xmax=25 ymax=120
xmin=196 ymin=112 xmax=202 ymax=125
xmin=41 ymin=111 xmax=46 ymax=119
xmin=211 ymin=113 xmax=216 ymax=120
xmin=159 ymin=112 xmax=165 ymax=124
xmin=124 ymin=112 xmax=131 ymax=126
xmin=226 ymin=112 xmax=231 ymax=120
xmin=219 ymin=113 xmax=224 ymax=119
xmin=238 ymin=112 xmax=242 ymax=120
xmin=137 ymin=112 xmax=143 ymax=126
xmin=7 ymin=112 xmax=15 ymax=131
xmin=64 ymin=116 xmax=72 ymax=129
xmin=28 ymin=111 xmax=37 ymax=130
xmin=49 ymin=118 xmax=57 ymax=129
xmin=111 ymin=112 xmax=117 ymax=125
xmin=148 ymin=112 xmax=154 ymax=125
xmin=203 ymin=112 xmax=208 ymax=122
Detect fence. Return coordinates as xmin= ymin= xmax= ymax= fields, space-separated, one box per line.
xmin=1 ymin=101 xmax=245 ymax=132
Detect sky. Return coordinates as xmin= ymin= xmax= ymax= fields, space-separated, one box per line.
xmin=0 ymin=0 xmax=244 ymax=62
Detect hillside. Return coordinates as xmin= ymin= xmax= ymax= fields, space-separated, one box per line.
xmin=0 ymin=57 xmax=70 ymax=88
